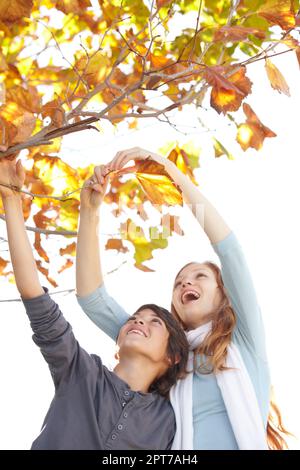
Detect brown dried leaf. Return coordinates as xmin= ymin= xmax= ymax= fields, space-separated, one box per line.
xmin=265 ymin=59 xmax=290 ymax=96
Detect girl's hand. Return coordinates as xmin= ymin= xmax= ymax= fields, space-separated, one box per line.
xmin=107 ymin=147 xmax=173 ymax=172
xmin=0 ymin=158 xmax=25 ymax=199
xmin=80 ymin=164 xmax=110 ymax=210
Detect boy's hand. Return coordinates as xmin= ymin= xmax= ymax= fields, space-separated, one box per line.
xmin=0 ymin=158 xmax=25 ymax=199
xmin=80 ymin=165 xmax=110 ymax=210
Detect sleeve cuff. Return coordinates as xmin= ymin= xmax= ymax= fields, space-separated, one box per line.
xmin=212 ymin=231 xmax=240 ymax=257
xmin=76 ymin=283 xmax=109 ymax=304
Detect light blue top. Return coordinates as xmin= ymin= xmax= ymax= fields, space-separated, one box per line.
xmin=76 ymin=232 xmax=271 ymax=450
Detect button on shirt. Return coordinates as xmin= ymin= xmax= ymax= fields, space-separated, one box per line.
xmin=22 ymin=291 xmax=175 ymax=450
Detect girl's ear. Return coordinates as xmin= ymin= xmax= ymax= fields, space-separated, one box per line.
xmin=166 ymin=354 xmax=181 ymax=366
xmin=114 ymin=351 xmax=119 ymax=361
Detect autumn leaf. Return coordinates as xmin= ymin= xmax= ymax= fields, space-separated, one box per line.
xmin=265 ymin=59 xmax=290 ymax=96
xmin=0 ymin=257 xmax=9 ymax=275
xmin=214 ymin=26 xmax=265 ymax=42
xmin=36 ymin=260 xmax=58 ymax=288
xmin=58 ymin=259 xmax=73 ymax=274
xmin=60 ymin=242 xmax=76 ymax=256
xmin=212 ymin=138 xmax=234 ymax=160
xmin=55 ymin=0 xmax=91 ymax=15
xmin=236 ymin=103 xmax=277 ymax=151
xmin=0 ymin=51 xmax=8 ymax=72
xmin=34 ymin=233 xmax=50 ymax=263
xmin=76 ymin=53 xmax=111 ymax=87
xmin=120 ymin=219 xmax=168 ymax=271
xmin=114 ymin=160 xmax=183 ymax=207
xmin=206 ymin=66 xmax=252 ymax=114
xmin=6 ymin=86 xmax=41 ymax=113
xmin=42 ymin=99 xmax=66 ymax=127
xmin=0 ymin=103 xmax=36 ymax=146
xmin=167 ymin=146 xmax=199 ymax=184
xmin=0 ymin=117 xmax=17 ymax=151
xmin=0 ymin=0 xmax=33 ymax=24
xmin=258 ymin=0 xmax=295 ymax=30
xmin=156 ymin=0 xmax=173 ymax=10
xmin=105 ymin=239 xmax=129 ymax=253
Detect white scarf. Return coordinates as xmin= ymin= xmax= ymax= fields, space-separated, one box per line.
xmin=170 ymin=322 xmax=268 ymax=450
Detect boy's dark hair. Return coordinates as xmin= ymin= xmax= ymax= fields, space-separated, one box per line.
xmin=134 ymin=303 xmax=189 ymax=398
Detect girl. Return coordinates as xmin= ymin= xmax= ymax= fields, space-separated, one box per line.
xmin=0 ymin=157 xmax=188 ymax=450
xmin=76 ymin=147 xmax=288 ymax=450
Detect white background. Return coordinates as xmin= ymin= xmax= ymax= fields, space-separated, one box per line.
xmin=0 ymin=33 xmax=299 ymax=448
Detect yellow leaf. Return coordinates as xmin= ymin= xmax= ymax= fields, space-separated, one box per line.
xmin=0 ymin=0 xmax=33 ymax=24
xmin=120 ymin=219 xmax=168 ymax=270
xmin=265 ymin=59 xmax=290 ymax=96
xmin=212 ymin=138 xmax=234 ymax=160
xmin=76 ymin=53 xmax=111 ymax=87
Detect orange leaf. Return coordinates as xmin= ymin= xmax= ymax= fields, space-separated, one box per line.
xmin=0 ymin=50 xmax=8 ymax=72
xmin=0 ymin=257 xmax=9 ymax=275
xmin=156 ymin=0 xmax=173 ymax=10
xmin=167 ymin=147 xmax=198 ymax=185
xmin=55 ymin=0 xmax=91 ymax=15
xmin=0 ymin=103 xmax=36 ymax=145
xmin=150 ymin=53 xmax=173 ymax=69
xmin=42 ymin=99 xmax=65 ymax=127
xmin=236 ymin=103 xmax=277 ymax=151
xmin=105 ymin=239 xmax=129 ymax=253
xmin=0 ymin=117 xmax=17 ymax=152
xmin=114 ymin=160 xmax=183 ymax=207
xmin=60 ymin=242 xmax=76 ymax=256
xmin=34 ymin=233 xmax=50 ymax=263
xmin=265 ymin=59 xmax=290 ymax=96
xmin=206 ymin=66 xmax=252 ymax=114
xmin=6 ymin=86 xmax=41 ymax=113
xmin=0 ymin=0 xmax=33 ymax=24
xmin=214 ymin=26 xmax=265 ymax=42
xmin=58 ymin=259 xmax=73 ymax=274
xmin=36 ymin=260 xmax=58 ymax=288
xmin=258 ymin=0 xmax=295 ymax=30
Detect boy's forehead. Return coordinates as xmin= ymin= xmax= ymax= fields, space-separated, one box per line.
xmin=131 ymin=309 xmax=159 ymax=318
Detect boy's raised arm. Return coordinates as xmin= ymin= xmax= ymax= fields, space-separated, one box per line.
xmin=0 ymin=159 xmax=44 ymax=299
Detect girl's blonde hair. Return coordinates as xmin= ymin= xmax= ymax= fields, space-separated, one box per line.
xmin=171 ymin=261 xmax=290 ymax=450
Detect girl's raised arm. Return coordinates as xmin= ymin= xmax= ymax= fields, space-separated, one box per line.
xmin=108 ymin=147 xmax=231 ymax=244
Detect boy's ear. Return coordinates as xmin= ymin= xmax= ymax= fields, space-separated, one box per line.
xmin=114 ymin=352 xmax=119 ymax=361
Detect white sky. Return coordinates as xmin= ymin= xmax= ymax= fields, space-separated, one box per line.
xmin=0 ymin=25 xmax=300 ymax=449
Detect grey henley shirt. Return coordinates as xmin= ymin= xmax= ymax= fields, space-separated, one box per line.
xmin=22 ymin=289 xmax=175 ymax=450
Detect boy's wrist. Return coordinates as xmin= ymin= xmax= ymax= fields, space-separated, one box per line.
xmin=1 ymin=193 xmax=22 ymax=204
